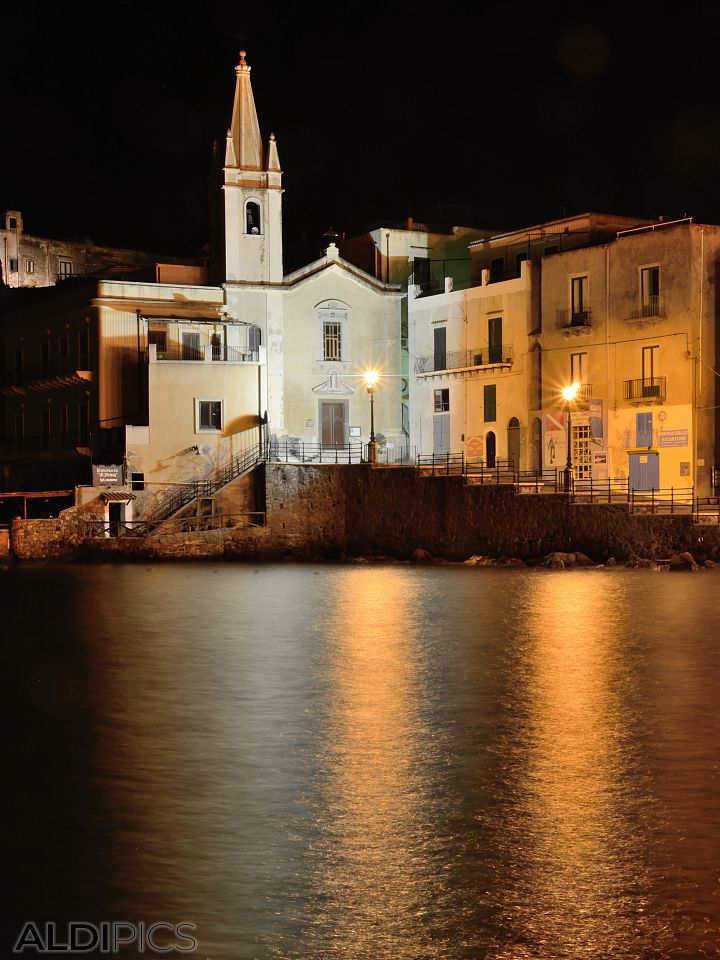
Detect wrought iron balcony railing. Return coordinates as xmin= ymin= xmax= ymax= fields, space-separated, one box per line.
xmin=620 ymin=295 xmax=666 ymax=321
xmin=555 ymin=305 xmax=594 ymax=329
xmin=623 ymin=377 xmax=667 ymax=401
xmin=415 ymin=345 xmax=513 ymax=374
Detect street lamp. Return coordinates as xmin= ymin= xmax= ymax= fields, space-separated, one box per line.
xmin=365 ymin=370 xmax=379 ymax=464
xmin=561 ymin=382 xmax=580 ymax=492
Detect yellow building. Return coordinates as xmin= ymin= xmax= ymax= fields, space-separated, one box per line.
xmin=409 ymin=214 xmax=720 ymax=496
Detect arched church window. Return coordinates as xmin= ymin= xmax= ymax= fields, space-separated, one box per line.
xmin=248 ymin=324 xmax=262 ymax=357
xmin=245 ymin=200 xmax=262 ymax=235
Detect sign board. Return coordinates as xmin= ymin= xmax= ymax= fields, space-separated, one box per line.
xmin=92 ymin=464 xmax=123 ymax=486
xmin=659 ymin=429 xmax=689 ymax=448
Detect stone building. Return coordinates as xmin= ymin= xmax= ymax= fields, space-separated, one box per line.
xmin=0 ymin=209 xmax=197 ymax=288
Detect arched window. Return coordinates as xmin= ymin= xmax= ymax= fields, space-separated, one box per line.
xmin=507 ymin=417 xmax=520 ymax=469
xmin=245 ymin=200 xmax=262 ymax=235
xmin=486 ymin=430 xmax=497 ymax=468
xmin=248 ymin=324 xmax=262 ymax=358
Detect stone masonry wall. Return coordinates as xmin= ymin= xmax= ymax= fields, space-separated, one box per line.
xmin=9 ymin=463 xmax=720 ymax=562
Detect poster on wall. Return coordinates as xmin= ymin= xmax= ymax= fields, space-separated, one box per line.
xmin=543 ymin=412 xmax=567 ymax=471
xmin=589 ymin=398 xmax=604 ymax=439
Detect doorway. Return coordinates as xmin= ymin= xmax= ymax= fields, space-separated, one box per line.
xmin=320 ymin=401 xmax=347 ymax=447
xmin=507 ymin=417 xmax=520 ymax=468
xmin=486 ymin=430 xmax=496 ymax=467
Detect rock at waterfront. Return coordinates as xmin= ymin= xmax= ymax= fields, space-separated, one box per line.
xmin=573 ymin=551 xmax=595 ymax=566
xmin=412 ymin=548 xmax=433 ymax=563
xmin=465 ymin=554 xmax=493 ymax=566
xmin=668 ymin=552 xmax=699 ymax=572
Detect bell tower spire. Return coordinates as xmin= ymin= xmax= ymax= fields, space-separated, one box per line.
xmin=224 ymin=51 xmax=283 ymax=283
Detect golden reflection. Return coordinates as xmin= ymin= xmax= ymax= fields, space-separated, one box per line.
xmin=493 ymin=572 xmax=651 ymax=958
xmin=306 ymin=568 xmax=445 ymax=959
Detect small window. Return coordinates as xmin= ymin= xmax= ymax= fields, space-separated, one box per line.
xmin=8 ymin=257 xmax=18 ymax=272
xmin=58 ymin=260 xmax=73 ymax=277
xmin=24 ymin=258 xmax=35 ymax=274
xmin=433 ymin=388 xmax=450 ymax=412
xmin=490 ymin=257 xmax=504 ymax=282
xmin=484 ymin=384 xmax=497 ymax=422
xmin=323 ymin=321 xmax=342 ymax=361
xmin=570 ymin=351 xmax=587 ymax=385
xmin=131 ymin=472 xmax=145 ymax=491
xmin=571 ymin=275 xmax=589 ymax=325
xmin=41 ymin=409 xmax=51 ymax=451
xmin=197 ymin=399 xmax=223 ymax=431
xmin=8 ymin=216 xmax=17 ymax=229
xmin=640 ymin=266 xmax=660 ymax=315
xmin=245 ymin=200 xmax=262 ymax=235
xmin=148 ymin=327 xmax=167 ymax=355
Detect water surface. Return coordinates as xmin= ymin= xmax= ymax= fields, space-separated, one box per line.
xmin=4 ymin=563 xmax=719 ymax=959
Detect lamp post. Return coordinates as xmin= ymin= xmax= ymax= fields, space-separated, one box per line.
xmin=561 ymin=382 xmax=580 ymax=492
xmin=365 ymin=370 xmax=379 ymax=464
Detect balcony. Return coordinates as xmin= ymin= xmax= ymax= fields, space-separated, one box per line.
xmin=555 ymin=304 xmax=595 ymax=332
xmin=415 ymin=345 xmax=513 ymax=377
xmin=623 ymin=377 xmax=667 ymax=403
xmin=619 ymin=295 xmax=666 ymax=323
xmin=149 ymin=343 xmax=265 ymax=364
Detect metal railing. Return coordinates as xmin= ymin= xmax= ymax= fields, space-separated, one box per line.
xmin=553 ymin=303 xmax=598 ymax=329
xmin=145 ymin=443 xmax=262 ymax=524
xmin=624 ymin=377 xmax=667 ymax=401
xmin=267 ymin=440 xmax=364 ymax=464
xmin=415 ymin=345 xmax=513 ymax=374
xmin=629 ymin=487 xmax=694 ymax=515
xmin=86 ymin=511 xmax=266 ymax=539
xmin=155 ymin=344 xmax=260 ymax=362
xmin=618 ymin=295 xmax=666 ymax=321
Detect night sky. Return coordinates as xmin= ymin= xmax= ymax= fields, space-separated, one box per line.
xmin=4 ymin=4 xmax=720 ymax=271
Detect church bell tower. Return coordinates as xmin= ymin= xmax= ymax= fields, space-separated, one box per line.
xmin=224 ymin=51 xmax=283 ymax=283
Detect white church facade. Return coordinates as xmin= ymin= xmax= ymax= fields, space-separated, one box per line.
xmin=0 ymin=53 xmax=405 ymax=498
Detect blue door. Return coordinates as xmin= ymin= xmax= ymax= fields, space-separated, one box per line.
xmin=629 ymin=452 xmax=659 ymax=490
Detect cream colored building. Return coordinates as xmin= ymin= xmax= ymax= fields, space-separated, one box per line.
xmin=1 ymin=52 xmax=404 ymax=504
xmin=409 ymin=214 xmax=720 ymax=496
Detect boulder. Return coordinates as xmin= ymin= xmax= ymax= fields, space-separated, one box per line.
xmin=412 ymin=548 xmax=433 ymax=564
xmin=668 ymin=551 xmax=699 ymax=572
xmin=573 ymin=551 xmax=595 ymax=567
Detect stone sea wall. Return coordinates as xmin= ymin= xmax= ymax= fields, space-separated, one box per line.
xmin=7 ymin=463 xmax=720 ymax=562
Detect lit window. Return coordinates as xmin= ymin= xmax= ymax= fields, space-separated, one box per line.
xmin=433 ymin=388 xmax=450 ymax=412
xmin=323 ymin=321 xmax=342 ymax=361
xmin=58 ymin=260 xmax=73 ymax=277
xmin=196 ymin=399 xmax=223 ymax=431
xmin=24 ymin=258 xmax=35 ymax=274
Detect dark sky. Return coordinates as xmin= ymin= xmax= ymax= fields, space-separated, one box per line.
xmin=5 ymin=4 xmax=720 ymax=271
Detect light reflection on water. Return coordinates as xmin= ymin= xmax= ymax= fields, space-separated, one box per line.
xmin=4 ymin=564 xmax=719 ymax=960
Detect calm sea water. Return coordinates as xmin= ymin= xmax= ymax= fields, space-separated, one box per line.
xmin=3 ymin=563 xmax=719 ymax=960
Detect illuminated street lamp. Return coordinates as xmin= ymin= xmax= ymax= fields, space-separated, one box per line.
xmin=561 ymin=382 xmax=580 ymax=492
xmin=365 ymin=370 xmax=379 ymax=464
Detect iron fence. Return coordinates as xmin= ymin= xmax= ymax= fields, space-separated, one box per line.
xmin=629 ymin=487 xmax=694 ymax=515
xmin=267 ymin=440 xmax=364 ymax=464
xmin=86 ymin=511 xmax=266 ymax=539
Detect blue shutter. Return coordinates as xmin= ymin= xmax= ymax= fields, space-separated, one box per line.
xmin=636 ymin=412 xmax=653 ymax=447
